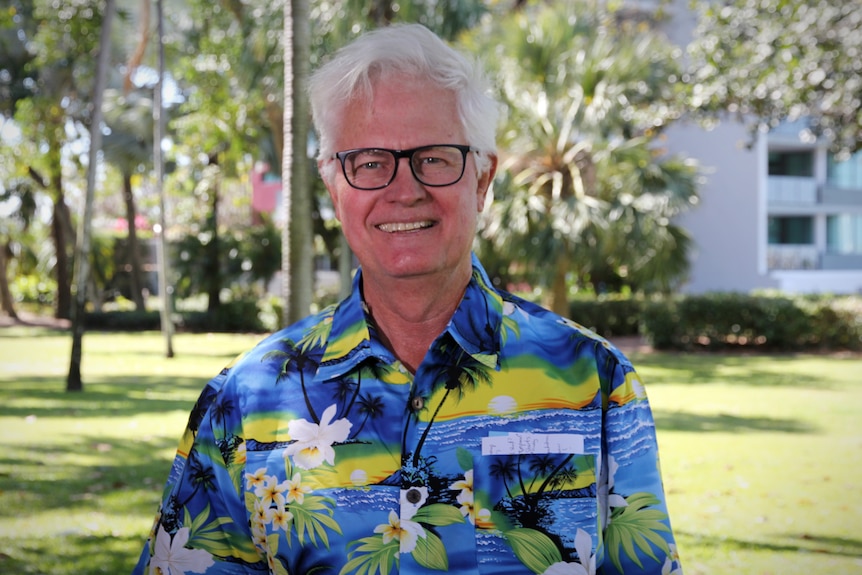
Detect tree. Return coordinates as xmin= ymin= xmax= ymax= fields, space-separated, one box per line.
xmin=469 ymin=2 xmax=699 ymax=314
xmin=0 ymin=178 xmax=39 ymax=320
xmin=686 ymin=0 xmax=862 ymax=158
xmin=68 ymin=0 xmax=116 ymax=392
xmin=0 ymin=0 xmax=115 ymax=320
xmin=102 ymin=87 xmax=155 ymax=311
xmin=283 ymin=0 xmax=313 ymax=326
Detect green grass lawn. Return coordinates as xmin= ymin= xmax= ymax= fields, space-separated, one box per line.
xmin=0 ymin=328 xmax=860 ymax=574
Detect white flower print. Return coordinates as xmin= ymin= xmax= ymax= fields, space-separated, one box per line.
xmin=255 ymin=476 xmax=289 ymax=509
xmin=449 ymin=470 xmax=487 ymax=526
xmin=285 ymin=472 xmax=312 ymax=504
xmin=284 ymin=404 xmax=352 ymax=470
xmin=662 ymin=544 xmax=683 ymax=575
xmin=150 ymin=526 xmax=215 ymax=575
xmin=607 ymin=456 xmax=628 ymax=509
xmin=374 ymin=510 xmax=426 ymax=554
xmin=266 ymin=504 xmax=293 ymax=532
xmin=541 ymin=528 xmax=595 ymax=575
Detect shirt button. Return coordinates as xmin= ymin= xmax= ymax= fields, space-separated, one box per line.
xmin=411 ymin=396 xmax=424 ymax=411
xmin=406 ymin=488 xmax=422 ymax=504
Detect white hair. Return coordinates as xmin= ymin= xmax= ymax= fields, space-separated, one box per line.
xmin=309 ymin=24 xmax=498 ymax=181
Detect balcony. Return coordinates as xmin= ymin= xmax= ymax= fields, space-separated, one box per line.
xmin=767 ymin=245 xmax=819 ymax=270
xmin=768 ymin=176 xmax=818 ymax=205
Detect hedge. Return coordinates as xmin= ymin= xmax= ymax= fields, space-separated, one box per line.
xmin=84 ymin=299 xmax=266 ymax=333
xmin=567 ymin=292 xmax=861 ymax=352
xmin=80 ymin=292 xmax=862 ymax=352
xmin=638 ymin=293 xmax=862 ymax=352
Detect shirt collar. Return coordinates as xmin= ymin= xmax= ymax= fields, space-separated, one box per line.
xmin=315 ymin=253 xmax=503 ymax=381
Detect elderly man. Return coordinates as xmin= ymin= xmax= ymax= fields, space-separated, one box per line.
xmin=133 ymin=24 xmax=681 ymax=575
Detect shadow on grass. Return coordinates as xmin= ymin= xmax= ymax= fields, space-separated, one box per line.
xmin=0 ymin=375 xmax=214 ymax=418
xmin=653 ymin=410 xmax=818 ymax=434
xmin=1 ymin=432 xmax=180 ymax=513
xmin=0 ymin=531 xmax=143 ymax=575
xmin=0 ymin=433 xmax=179 ymax=574
xmin=0 ymin=327 xmax=68 ymax=339
xmin=678 ymin=530 xmax=862 ymax=559
xmin=632 ymin=353 xmax=840 ymax=389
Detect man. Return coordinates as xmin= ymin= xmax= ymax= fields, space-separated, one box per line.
xmin=133 ymin=24 xmax=681 ymax=575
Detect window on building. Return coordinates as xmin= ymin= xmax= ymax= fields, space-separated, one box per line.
xmin=768 ymin=216 xmax=814 ymax=244
xmin=768 ymin=151 xmax=814 ymax=177
xmin=827 ymin=215 xmax=862 ymax=254
xmin=827 ymin=151 xmax=862 ymax=189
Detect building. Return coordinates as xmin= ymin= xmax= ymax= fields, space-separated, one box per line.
xmin=658 ymin=0 xmax=862 ymax=295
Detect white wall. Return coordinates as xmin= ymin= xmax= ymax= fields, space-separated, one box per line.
xmin=665 ymin=122 xmax=779 ymax=293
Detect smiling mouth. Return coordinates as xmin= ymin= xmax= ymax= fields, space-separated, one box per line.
xmin=377 ymin=221 xmax=434 ymax=233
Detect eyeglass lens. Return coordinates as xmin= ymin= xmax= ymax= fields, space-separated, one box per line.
xmin=341 ymin=145 xmax=467 ymax=190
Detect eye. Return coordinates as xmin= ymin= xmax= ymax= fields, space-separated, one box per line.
xmin=350 ymin=150 xmax=391 ymax=172
xmin=415 ymin=147 xmax=458 ymax=168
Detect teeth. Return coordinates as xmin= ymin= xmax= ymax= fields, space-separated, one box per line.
xmin=378 ymin=221 xmax=433 ymax=232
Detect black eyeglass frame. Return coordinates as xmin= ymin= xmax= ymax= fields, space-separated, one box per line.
xmin=332 ymin=144 xmax=476 ymax=191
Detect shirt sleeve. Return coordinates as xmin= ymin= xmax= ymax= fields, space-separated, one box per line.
xmin=132 ymin=370 xmax=267 ymax=574
xmin=596 ymin=350 xmax=682 ymax=574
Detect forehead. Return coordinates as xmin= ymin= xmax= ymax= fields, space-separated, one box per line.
xmin=336 ymin=75 xmax=463 ymax=149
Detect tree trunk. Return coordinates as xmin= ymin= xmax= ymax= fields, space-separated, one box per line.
xmin=51 ymin=195 xmax=73 ymax=320
xmin=206 ymin=168 xmax=221 ymax=313
xmin=122 ymin=170 xmax=146 ymax=310
xmin=281 ymin=0 xmax=313 ymax=327
xmin=67 ymin=0 xmax=115 ymax=392
xmin=154 ymin=0 xmax=174 ymax=358
xmin=550 ymin=250 xmax=570 ymax=318
xmin=0 ymin=243 xmax=19 ymax=320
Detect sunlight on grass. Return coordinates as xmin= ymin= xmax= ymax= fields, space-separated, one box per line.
xmin=1 ymin=329 xmax=860 ymax=575
xmin=631 ymin=352 xmax=862 ymax=575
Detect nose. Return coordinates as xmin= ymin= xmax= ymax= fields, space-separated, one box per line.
xmin=383 ymin=157 xmax=428 ymax=203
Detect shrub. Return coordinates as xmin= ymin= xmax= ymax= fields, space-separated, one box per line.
xmin=568 ymin=294 xmax=643 ymax=337
xmin=641 ymin=293 xmax=862 ymax=352
xmin=179 ymin=299 xmax=266 ymax=333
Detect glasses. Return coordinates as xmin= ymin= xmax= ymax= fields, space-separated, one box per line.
xmin=333 ymin=144 xmax=475 ymax=190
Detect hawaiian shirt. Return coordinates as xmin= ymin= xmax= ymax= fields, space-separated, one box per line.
xmin=133 ymin=255 xmax=681 ymax=575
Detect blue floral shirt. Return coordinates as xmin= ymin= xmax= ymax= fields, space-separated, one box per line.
xmin=133 ymin=255 xmax=681 ymax=574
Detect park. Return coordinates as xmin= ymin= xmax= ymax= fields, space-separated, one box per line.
xmin=1 ymin=325 xmax=859 ymax=574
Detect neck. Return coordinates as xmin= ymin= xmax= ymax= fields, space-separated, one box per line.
xmin=362 ymin=266 xmax=471 ymax=373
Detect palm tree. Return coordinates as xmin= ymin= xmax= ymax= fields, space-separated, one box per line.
xmin=469 ymin=2 xmax=698 ymax=314
xmin=411 ymin=348 xmax=493 ymax=467
xmin=343 ymin=360 xmax=392 ymax=420
xmin=353 ymin=392 xmax=385 ymax=437
xmin=263 ymin=338 xmax=319 ymax=423
xmin=489 ymin=458 xmax=517 ymax=500
xmin=282 ymin=0 xmax=313 ymax=325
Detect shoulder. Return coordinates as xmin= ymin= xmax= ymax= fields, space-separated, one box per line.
xmin=214 ymin=305 xmax=339 ymax=391
xmin=499 ymin=291 xmax=633 ymax=368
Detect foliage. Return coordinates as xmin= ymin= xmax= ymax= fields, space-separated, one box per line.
xmin=470 ymin=1 xmax=699 ymax=313
xmin=641 ymin=292 xmax=862 ymax=351
xmin=686 ymin=0 xmax=862 ymax=157
xmin=180 ymin=298 xmax=266 ymax=333
xmin=11 ymin=273 xmax=57 ymax=307
xmin=170 ymin=220 xmax=281 ymax=302
xmin=82 ymin=298 xmax=268 ymax=333
xmin=568 ymin=294 xmax=643 ymax=337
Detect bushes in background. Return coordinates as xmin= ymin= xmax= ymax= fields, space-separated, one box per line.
xmin=79 ymin=291 xmax=862 ymax=352
xmin=638 ymin=293 xmax=862 ymax=351
xmin=84 ymin=298 xmax=267 ymax=333
xmin=568 ymin=294 xmax=643 ymax=337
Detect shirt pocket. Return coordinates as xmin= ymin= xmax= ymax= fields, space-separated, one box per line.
xmin=472 ymin=450 xmax=601 ymax=573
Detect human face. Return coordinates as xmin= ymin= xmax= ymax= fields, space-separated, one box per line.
xmin=323 ymin=76 xmax=496 ymax=287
